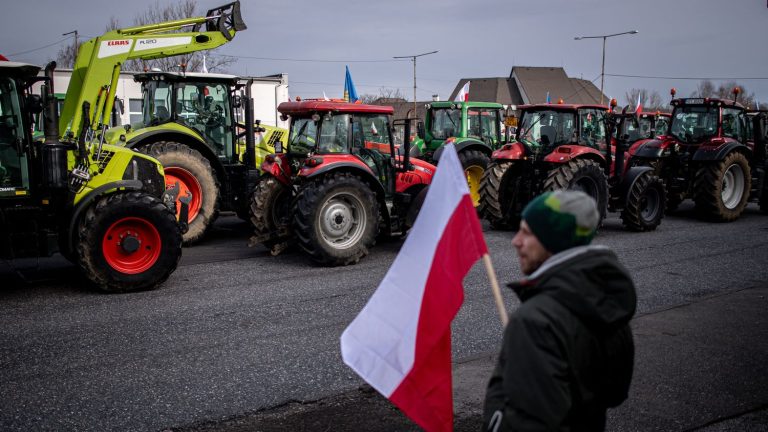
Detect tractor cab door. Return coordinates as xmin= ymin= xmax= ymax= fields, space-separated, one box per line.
xmin=351 ymin=114 xmax=394 ymax=197
xmin=0 ymin=77 xmax=30 ymax=195
xmin=468 ymin=108 xmax=501 ymax=147
xmin=578 ymin=108 xmax=609 ymax=152
xmin=175 ymin=82 xmax=233 ymax=160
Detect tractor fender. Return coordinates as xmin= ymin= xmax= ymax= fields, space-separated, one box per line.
xmin=65 ymin=179 xmax=144 ymax=258
xmin=491 ymin=141 xmax=526 ymax=161
xmin=433 ymin=138 xmax=491 ymax=162
xmin=629 ymin=138 xmax=665 ymax=159
xmin=616 ymin=166 xmax=655 ymax=205
xmin=542 ymin=145 xmax=606 ymax=165
xmin=692 ymin=141 xmax=751 ymax=162
xmin=302 ymin=162 xmax=387 ymax=201
xmin=127 ymin=130 xmax=226 ymax=181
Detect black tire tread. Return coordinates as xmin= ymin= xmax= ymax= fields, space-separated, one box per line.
xmin=77 ymin=191 xmax=182 ymax=293
xmin=479 ymin=161 xmax=518 ymax=230
xmin=249 ymin=176 xmax=292 ymax=249
xmin=693 ymin=152 xmax=751 ymax=222
xmin=542 ymin=158 xmax=609 ymax=221
xmin=620 ymin=172 xmax=666 ymax=232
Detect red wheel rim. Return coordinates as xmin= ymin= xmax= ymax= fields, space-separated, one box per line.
xmin=102 ymin=217 xmax=162 ymax=274
xmin=164 ymin=166 xmax=203 ymax=221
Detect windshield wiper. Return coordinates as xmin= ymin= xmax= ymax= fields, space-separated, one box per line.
xmin=519 ymin=113 xmax=544 ymax=140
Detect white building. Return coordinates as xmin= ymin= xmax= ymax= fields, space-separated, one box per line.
xmin=43 ymin=69 xmax=290 ymax=129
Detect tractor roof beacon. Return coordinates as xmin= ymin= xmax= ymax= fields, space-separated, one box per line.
xmin=411 ymin=100 xmax=506 ymax=207
xmin=61 ymin=1 xmax=265 ymax=245
xmin=0 ymin=61 xmax=184 ymax=293
xmin=250 ymin=100 xmax=435 ymax=266
xmin=627 ymin=88 xmax=767 ymax=221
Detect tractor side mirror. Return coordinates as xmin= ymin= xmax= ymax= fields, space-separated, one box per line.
xmin=26 ymin=94 xmax=43 ymax=114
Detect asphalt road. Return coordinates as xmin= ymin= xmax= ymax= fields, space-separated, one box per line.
xmin=1 ymin=202 xmax=767 ymax=431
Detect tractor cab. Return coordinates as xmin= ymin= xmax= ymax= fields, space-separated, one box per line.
xmin=512 ymin=104 xmax=611 ymax=157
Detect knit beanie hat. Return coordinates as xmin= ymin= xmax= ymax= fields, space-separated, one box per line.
xmin=521 ymin=190 xmax=600 ymax=254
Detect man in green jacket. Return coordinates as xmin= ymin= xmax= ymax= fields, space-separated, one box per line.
xmin=483 ymin=190 xmax=636 ymax=431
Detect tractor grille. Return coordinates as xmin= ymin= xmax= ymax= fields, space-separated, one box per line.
xmin=96 ymin=150 xmax=115 ymax=173
xmin=268 ymin=130 xmax=285 ymax=146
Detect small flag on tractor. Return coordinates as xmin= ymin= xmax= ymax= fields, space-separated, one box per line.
xmin=455 ymin=81 xmax=470 ymax=102
xmin=344 ymin=65 xmax=359 ymax=103
xmin=636 ymin=93 xmax=643 ymax=113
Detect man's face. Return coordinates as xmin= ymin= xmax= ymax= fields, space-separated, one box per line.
xmin=512 ymin=220 xmax=553 ymax=275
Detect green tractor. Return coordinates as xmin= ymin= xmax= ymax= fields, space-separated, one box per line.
xmin=103 ymin=71 xmax=288 ymax=244
xmin=58 ymin=1 xmax=261 ymax=244
xmin=409 ymin=100 xmax=505 ymax=205
xmin=0 ymin=61 xmax=185 ymax=292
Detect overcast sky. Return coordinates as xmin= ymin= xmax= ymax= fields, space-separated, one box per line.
xmin=4 ymin=0 xmax=768 ymax=106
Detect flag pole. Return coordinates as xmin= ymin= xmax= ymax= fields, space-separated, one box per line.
xmin=482 ymin=254 xmax=508 ymax=326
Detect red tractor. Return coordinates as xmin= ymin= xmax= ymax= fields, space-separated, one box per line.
xmin=627 ymin=89 xmax=767 ymax=220
xmin=249 ymin=100 xmax=434 ymax=266
xmin=480 ymin=101 xmax=666 ymax=231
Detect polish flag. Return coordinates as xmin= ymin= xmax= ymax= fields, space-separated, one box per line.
xmin=636 ymin=93 xmax=643 ymax=113
xmin=455 ymin=81 xmax=470 ymax=102
xmin=340 ymin=144 xmax=487 ymax=431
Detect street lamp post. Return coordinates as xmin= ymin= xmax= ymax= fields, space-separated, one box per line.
xmin=393 ymin=50 xmax=438 ymax=119
xmin=574 ymin=30 xmax=638 ymax=105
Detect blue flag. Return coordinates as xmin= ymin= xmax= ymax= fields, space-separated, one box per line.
xmin=344 ymin=65 xmax=359 ymax=102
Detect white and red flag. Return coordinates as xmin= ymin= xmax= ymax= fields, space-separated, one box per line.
xmin=340 ymin=144 xmax=487 ymax=431
xmin=636 ymin=93 xmax=643 ymax=113
xmin=455 ymin=81 xmax=470 ymax=102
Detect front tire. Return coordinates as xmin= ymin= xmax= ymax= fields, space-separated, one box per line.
xmin=249 ymin=176 xmax=293 ymax=250
xmin=693 ymin=152 xmax=751 ymax=222
xmin=479 ymin=161 xmax=520 ymax=230
xmin=293 ymin=173 xmax=379 ymax=266
xmin=144 ymin=141 xmax=220 ymax=245
xmin=458 ymin=149 xmax=490 ymax=207
xmin=77 ymin=192 xmax=182 ymax=293
xmin=621 ymin=171 xmax=666 ymax=232
xmin=543 ymin=159 xmax=609 ymax=220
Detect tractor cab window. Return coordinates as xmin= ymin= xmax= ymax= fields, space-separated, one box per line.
xmin=578 ymin=108 xmax=608 ymax=151
xmin=0 ymin=78 xmax=29 ymax=191
xmin=619 ymin=116 xmax=643 ymax=143
xmin=176 ymin=82 xmax=233 ymax=159
xmin=637 ymin=116 xmax=653 ymax=139
xmin=518 ymin=110 xmax=576 ymax=149
xmin=722 ymin=107 xmax=745 ymax=141
xmin=654 ymin=116 xmax=670 ymax=137
xmin=352 ymin=113 xmax=393 ymax=192
xmin=288 ymin=117 xmax=318 ymax=155
xmin=670 ymin=106 xmax=718 ymax=144
xmin=141 ymin=80 xmax=172 ymax=127
xmin=468 ymin=108 xmax=501 ymax=146
xmin=430 ymin=108 xmax=461 ymax=139
xmin=318 ymin=113 xmax=350 ymax=154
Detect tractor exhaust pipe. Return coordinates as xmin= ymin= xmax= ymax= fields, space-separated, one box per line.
xmin=754 ymin=113 xmax=766 ymax=166
xmin=42 ymin=62 xmax=59 ymax=143
xmin=244 ymin=79 xmax=256 ymax=169
xmin=41 ymin=62 xmax=69 ymax=191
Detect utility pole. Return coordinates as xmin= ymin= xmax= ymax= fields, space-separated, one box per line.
xmin=574 ymin=31 xmax=638 ymax=105
xmin=62 ymin=30 xmax=79 ymax=67
xmin=393 ymin=50 xmax=438 ymax=119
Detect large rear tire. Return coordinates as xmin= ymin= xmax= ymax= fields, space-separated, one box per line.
xmin=77 ymin=192 xmax=182 ymax=293
xmin=293 ymin=173 xmax=379 ymax=266
xmin=621 ymin=171 xmax=666 ymax=232
xmin=693 ymin=152 xmax=751 ymax=222
xmin=543 ymin=159 xmax=609 ymax=220
xmin=479 ymin=161 xmax=520 ymax=230
xmin=249 ymin=176 xmax=293 ymax=250
xmin=458 ymin=149 xmax=490 ymax=207
xmin=144 ymin=141 xmax=220 ymax=245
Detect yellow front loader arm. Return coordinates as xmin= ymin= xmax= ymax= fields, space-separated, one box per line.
xmin=59 ymin=1 xmax=246 ymax=140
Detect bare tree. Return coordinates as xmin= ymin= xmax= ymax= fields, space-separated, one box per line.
xmin=359 ymin=87 xmax=407 ymax=105
xmin=691 ymin=80 xmax=716 ymax=98
xmin=55 ymin=41 xmax=80 ymax=69
xmin=57 ymin=0 xmax=235 ymax=72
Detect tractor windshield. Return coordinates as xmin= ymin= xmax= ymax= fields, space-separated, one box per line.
xmin=141 ymin=80 xmax=172 ymax=127
xmin=175 ymin=82 xmax=233 ymax=159
xmin=637 ymin=116 xmax=654 ymax=139
xmin=655 ymin=116 xmax=670 ymax=136
xmin=670 ymin=106 xmax=718 ymax=144
xmin=468 ymin=108 xmax=501 ymax=146
xmin=0 ymin=77 xmax=28 ymax=190
xmin=518 ymin=110 xmax=576 ymax=149
xmin=318 ymin=113 xmax=351 ymax=154
xmin=430 ymin=108 xmax=461 ymax=139
xmin=288 ymin=117 xmax=318 ymax=155
xmin=578 ymin=108 xmax=608 ymax=151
